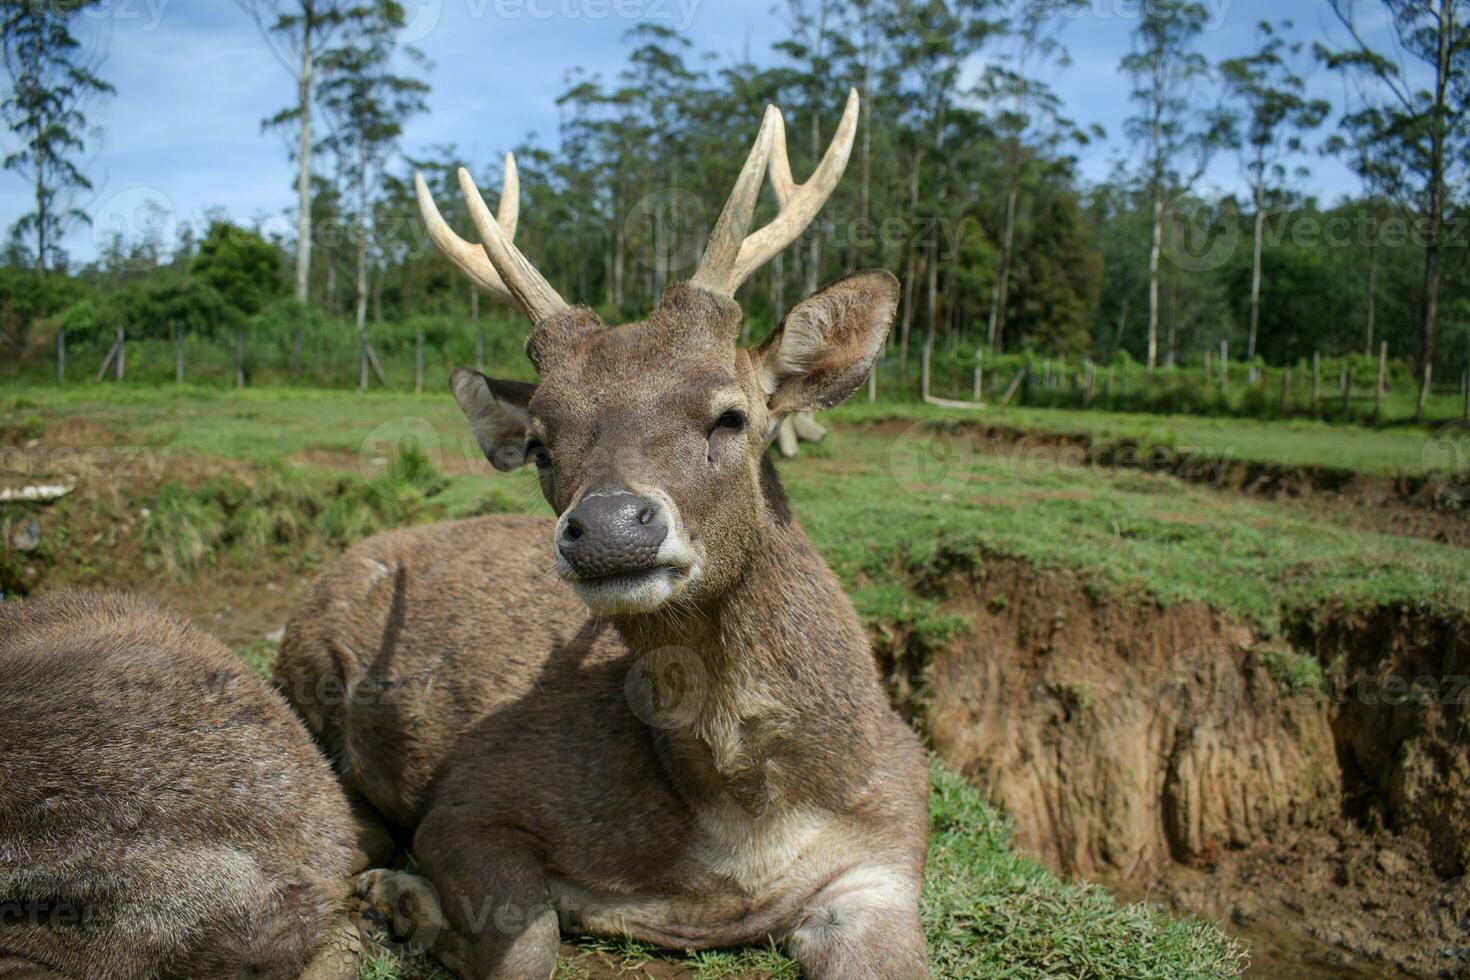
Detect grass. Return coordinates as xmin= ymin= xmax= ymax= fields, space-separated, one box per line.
xmin=830 ymin=397 xmax=1460 ymax=477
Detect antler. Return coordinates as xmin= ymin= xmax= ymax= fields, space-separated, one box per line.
xmin=414 ymin=154 xmax=570 ymax=323
xmin=691 ymin=87 xmax=860 ymax=297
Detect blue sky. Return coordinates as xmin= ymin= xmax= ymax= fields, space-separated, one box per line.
xmin=0 ymin=0 xmax=1410 ymax=266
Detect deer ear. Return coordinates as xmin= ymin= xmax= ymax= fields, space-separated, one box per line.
xmin=450 ymin=367 xmax=535 ymax=472
xmin=756 ymin=270 xmax=898 ymax=419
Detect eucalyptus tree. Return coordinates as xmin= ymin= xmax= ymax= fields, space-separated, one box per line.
xmin=314 ymin=0 xmax=429 ymax=388
xmin=1 ymin=0 xmax=113 ymax=275
xmin=1121 ymin=0 xmax=1226 ymax=372
xmin=237 ymin=0 xmax=364 ymax=304
xmin=1220 ymin=20 xmax=1329 ymax=365
xmin=1320 ymin=0 xmax=1470 ymax=419
xmin=977 ymin=0 xmax=1093 ymax=352
xmin=884 ymin=0 xmax=1001 ymax=371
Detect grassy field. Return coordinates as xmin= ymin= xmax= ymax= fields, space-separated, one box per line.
xmin=8 ymin=381 xmax=1470 ymax=977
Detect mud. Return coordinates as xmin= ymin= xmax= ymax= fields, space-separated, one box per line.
xmin=887 ymin=554 xmax=1468 ymax=978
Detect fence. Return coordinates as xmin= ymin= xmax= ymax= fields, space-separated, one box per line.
xmin=8 ymin=320 xmax=1470 ymax=426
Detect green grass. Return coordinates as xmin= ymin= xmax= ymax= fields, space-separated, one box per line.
xmin=830 ymin=397 xmax=1458 ymax=477
xmin=8 ymin=384 xmax=1467 ymax=632
xmin=784 ymin=416 xmax=1470 ymax=632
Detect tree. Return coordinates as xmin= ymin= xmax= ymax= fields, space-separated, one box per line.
xmin=1220 ymin=20 xmax=1329 ymax=365
xmin=237 ymin=0 xmax=362 ymax=305
xmin=315 ymin=1 xmax=429 ymax=388
xmin=190 ymin=221 xmax=285 ymax=316
xmin=1 ymin=0 xmax=114 ymax=275
xmin=1121 ymin=0 xmax=1224 ymax=372
xmin=977 ymin=0 xmax=1092 ymax=352
xmin=1320 ymin=0 xmax=1470 ymax=419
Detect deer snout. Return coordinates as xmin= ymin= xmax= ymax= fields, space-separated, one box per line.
xmin=558 ymin=492 xmax=669 ymax=579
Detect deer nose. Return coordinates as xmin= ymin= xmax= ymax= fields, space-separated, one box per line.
xmin=558 ymin=492 xmax=668 ymax=579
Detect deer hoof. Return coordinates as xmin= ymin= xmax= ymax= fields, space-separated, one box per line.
xmin=354 ymin=869 xmax=448 ymax=951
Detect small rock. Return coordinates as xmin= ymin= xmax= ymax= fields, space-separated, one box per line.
xmin=11 ymin=519 xmax=41 ymax=553
xmin=1376 ymin=849 xmax=1411 ymax=877
xmin=265 ymin=627 xmax=285 ymax=644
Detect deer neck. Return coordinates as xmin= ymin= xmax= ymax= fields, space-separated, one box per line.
xmin=613 ymin=474 xmax=887 ymax=815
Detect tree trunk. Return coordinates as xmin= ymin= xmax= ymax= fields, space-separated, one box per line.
xmin=1416 ymin=0 xmax=1451 ymax=422
xmin=356 ymin=227 xmax=369 ymax=392
xmin=1147 ymin=183 xmax=1162 ymax=374
xmin=988 ymin=169 xmax=1020 ymax=352
xmin=1365 ymin=205 xmax=1378 ymax=358
xmin=56 ymin=327 xmax=64 ymax=383
xmin=295 ymin=17 xmax=314 ymax=304
xmin=1247 ymin=190 xmax=1264 ymax=361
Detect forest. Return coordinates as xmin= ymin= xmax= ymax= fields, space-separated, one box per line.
xmin=2 ymin=0 xmax=1468 ymax=421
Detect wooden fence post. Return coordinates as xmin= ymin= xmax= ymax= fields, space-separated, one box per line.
xmin=867 ymin=365 xmax=876 ymax=402
xmin=1342 ymin=365 xmax=1354 ymax=413
xmin=1084 ymin=360 xmax=1096 ymax=406
xmin=1375 ymin=341 xmax=1387 ymax=417
xmin=476 ymin=329 xmax=486 ymax=373
xmin=1280 ymin=366 xmax=1291 ymax=410
xmin=1203 ymin=350 xmax=1211 ymax=384
xmin=115 ymin=326 xmax=124 ymax=381
xmin=1058 ymin=354 xmax=1066 ymax=391
xmin=972 ymin=349 xmax=983 ymax=401
xmin=415 ymin=328 xmax=425 ymax=395
xmin=175 ymin=324 xmax=184 ymax=384
xmin=56 ymin=327 xmax=65 ymax=383
xmin=1219 ymin=340 xmax=1228 ymax=396
xmin=1312 ymin=351 xmax=1321 ymax=405
xmin=235 ymin=327 xmax=246 ymax=389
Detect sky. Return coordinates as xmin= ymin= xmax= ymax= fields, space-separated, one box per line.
xmin=0 ymin=0 xmax=1413 ymax=266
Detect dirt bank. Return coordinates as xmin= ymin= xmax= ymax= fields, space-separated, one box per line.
xmin=883 ymin=554 xmax=1468 ymax=977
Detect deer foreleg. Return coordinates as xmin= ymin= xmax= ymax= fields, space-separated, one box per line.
xmin=782 ymin=866 xmax=928 ymax=980
xmin=411 ymin=811 xmax=560 ymax=980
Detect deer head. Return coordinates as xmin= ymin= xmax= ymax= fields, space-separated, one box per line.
xmin=419 ymin=90 xmax=897 ymax=616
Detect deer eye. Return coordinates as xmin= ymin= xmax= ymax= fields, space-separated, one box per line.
xmin=713 ymin=410 xmax=746 ymax=433
xmin=525 ymin=440 xmax=551 ymax=469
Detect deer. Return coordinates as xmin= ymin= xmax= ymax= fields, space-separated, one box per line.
xmin=0 ymin=590 xmax=362 ymax=980
xmin=274 ymin=88 xmax=931 ymax=980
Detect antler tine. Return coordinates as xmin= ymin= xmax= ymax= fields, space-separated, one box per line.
xmin=689 ymin=105 xmax=781 ymax=296
xmin=414 ymin=153 xmax=520 ymax=308
xmin=459 ymin=167 xmax=569 ymax=324
xmin=730 ymin=87 xmax=860 ymax=294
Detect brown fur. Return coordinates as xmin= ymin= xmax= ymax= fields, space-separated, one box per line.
xmin=278 ymin=272 xmax=930 ymax=979
xmin=0 ymin=591 xmax=359 ymax=980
